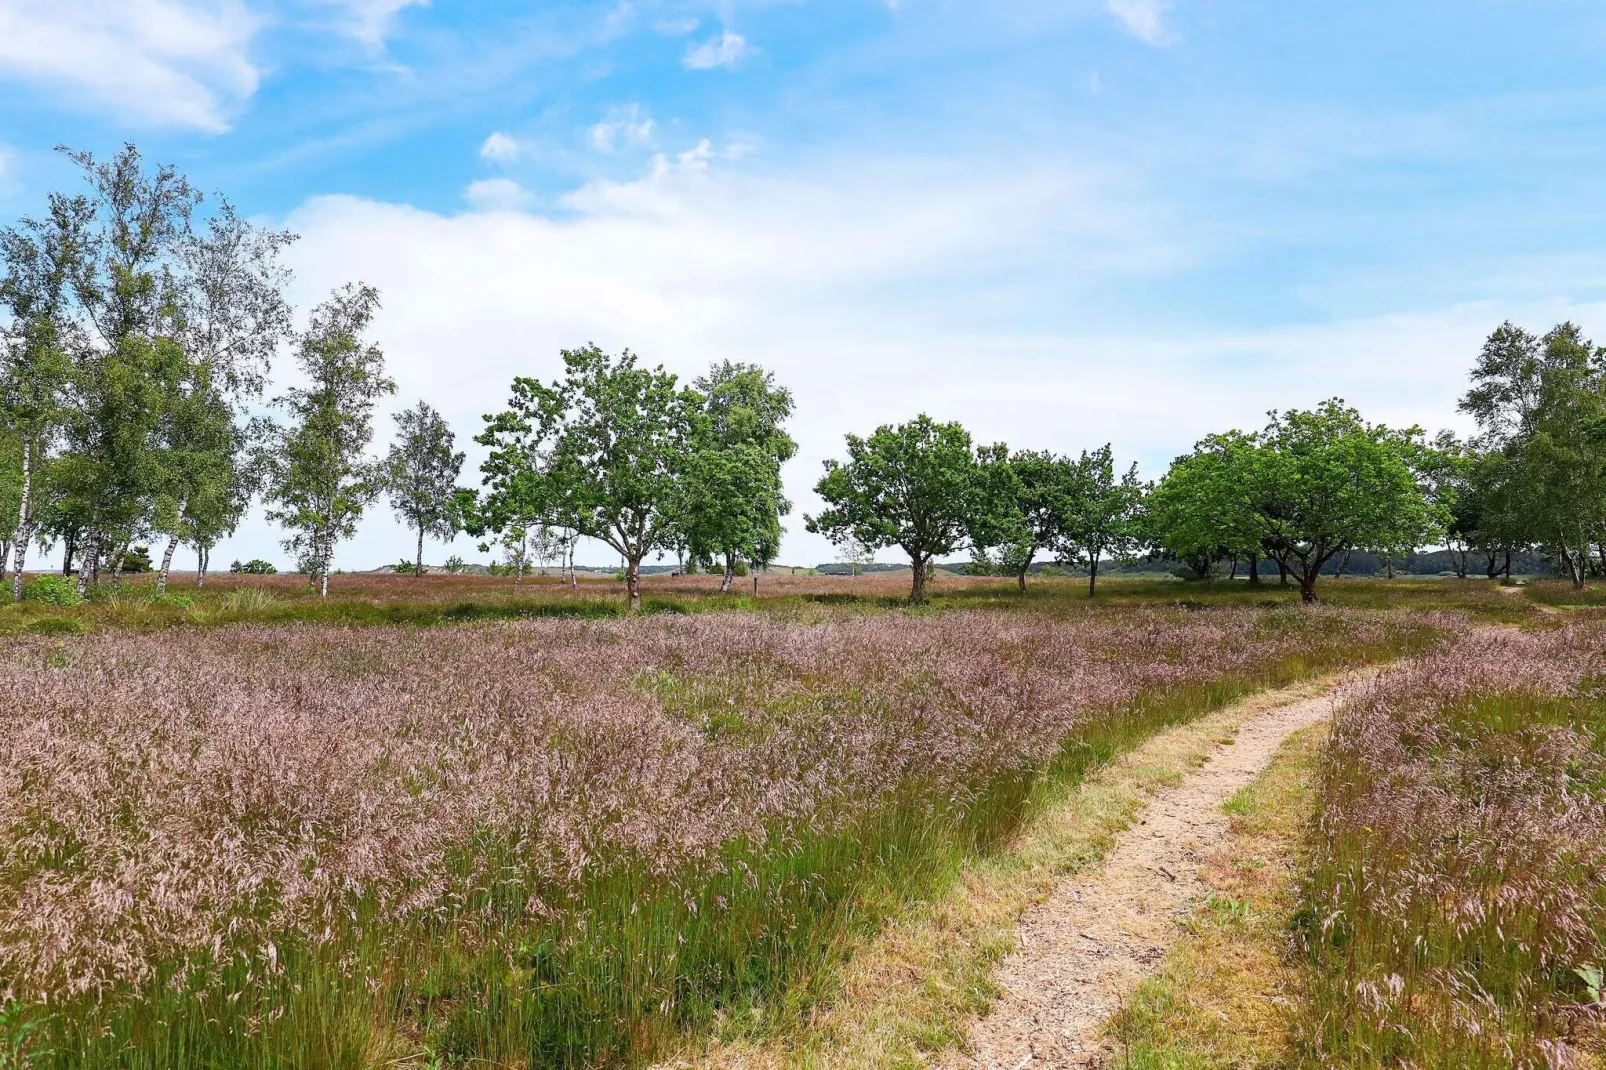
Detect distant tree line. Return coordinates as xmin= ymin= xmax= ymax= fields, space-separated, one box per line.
xmin=5 ymin=145 xmax=1606 ymax=608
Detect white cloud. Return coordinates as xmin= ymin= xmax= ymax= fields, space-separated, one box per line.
xmin=589 ymin=104 xmax=656 ymax=153
xmin=0 ymin=0 xmax=260 ymax=130
xmin=479 ymin=131 xmax=523 ymax=164
xmin=1107 ymin=0 xmax=1170 ymax=45
xmin=656 ymin=15 xmax=698 ymax=35
xmin=313 ymin=0 xmax=428 ymax=46
xmin=268 ymin=150 xmax=1196 ymax=569
xmin=463 ymin=177 xmax=534 ymax=211
xmin=684 ymin=29 xmax=748 ymax=70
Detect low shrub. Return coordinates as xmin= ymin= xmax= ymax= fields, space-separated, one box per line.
xmin=23 ymin=576 xmax=84 ymax=607
xmin=150 ymin=593 xmax=195 ymax=610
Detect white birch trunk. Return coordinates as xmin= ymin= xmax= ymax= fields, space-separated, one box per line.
xmin=155 ymin=531 xmax=181 ymax=595
xmin=10 ymin=439 xmax=33 ymax=603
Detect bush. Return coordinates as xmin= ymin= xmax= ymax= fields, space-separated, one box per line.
xmin=219 ymin=589 xmax=279 ymax=613
xmin=28 ymin=616 xmax=85 ymax=636
xmin=121 ymin=546 xmax=153 ymax=574
xmin=443 ymin=556 xmax=468 ymax=574
xmin=24 ymin=576 xmax=84 ymax=607
xmin=230 ymin=559 xmax=278 ymax=575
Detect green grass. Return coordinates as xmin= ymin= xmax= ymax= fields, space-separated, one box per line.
xmin=0 ymin=573 xmax=1548 ymax=638
xmin=19 ymin=612 xmax=1445 ymax=1070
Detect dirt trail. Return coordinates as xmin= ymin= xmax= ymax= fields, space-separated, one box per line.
xmin=946 ymin=677 xmax=1362 ymax=1069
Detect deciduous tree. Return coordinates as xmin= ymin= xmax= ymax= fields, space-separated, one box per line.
xmin=807 ymin=414 xmax=979 ymax=604
xmin=259 ymin=284 xmax=395 ymax=597
xmin=385 ymin=401 xmax=465 ymax=575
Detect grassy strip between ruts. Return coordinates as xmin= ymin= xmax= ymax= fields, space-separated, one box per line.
xmin=657 ymin=675 xmax=1352 ymax=1070
xmin=1103 ymin=722 xmax=1325 ymax=1069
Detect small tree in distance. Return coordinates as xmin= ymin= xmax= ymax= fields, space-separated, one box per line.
xmin=385 ymin=401 xmax=465 ymax=576
xmin=259 ymin=284 xmax=395 ymax=598
xmin=807 ymin=414 xmax=979 ymax=604
xmin=1058 ymin=444 xmax=1145 ymax=598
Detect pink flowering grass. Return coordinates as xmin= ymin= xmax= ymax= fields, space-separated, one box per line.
xmin=1303 ymin=623 xmax=1606 ymax=1069
xmin=0 ymin=605 xmax=1441 ymax=1067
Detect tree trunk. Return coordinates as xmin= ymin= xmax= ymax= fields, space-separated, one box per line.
xmin=78 ymin=524 xmax=102 ymax=597
xmin=1205 ymin=565 xmax=1216 ymax=593
xmin=155 ymin=532 xmax=181 ymax=595
xmin=626 ymin=555 xmax=642 ymax=611
xmin=1017 ymin=568 xmax=1028 ymax=593
xmin=1087 ymin=556 xmax=1099 ymax=598
xmin=752 ymin=572 xmax=759 ymax=596
xmin=1503 ymin=550 xmax=1512 ymax=580
xmin=1334 ymin=551 xmax=1350 ymax=579
xmin=8 ymin=530 xmax=27 ymax=604
xmin=110 ymin=541 xmax=129 ymax=586
xmin=62 ymin=537 xmax=75 ymax=577
xmin=909 ymin=554 xmax=927 ymax=604
xmin=1248 ymin=556 xmax=1260 ymax=585
xmin=722 ymin=552 xmax=734 ymax=594
xmin=416 ymin=526 xmax=425 ymax=576
xmin=1228 ymin=556 xmax=1239 ymax=580
xmin=197 ymin=544 xmax=210 ymax=587
xmin=1300 ymin=575 xmax=1318 ymax=603
xmin=0 ymin=540 xmax=8 ymax=581
xmin=8 ymin=440 xmax=32 ymax=603
xmin=1277 ymin=559 xmax=1288 ymax=586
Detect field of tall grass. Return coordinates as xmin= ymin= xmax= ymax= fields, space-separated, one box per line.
xmin=0 ymin=604 xmax=1442 ymax=1068
xmin=1303 ymin=623 xmax=1606 ymax=1068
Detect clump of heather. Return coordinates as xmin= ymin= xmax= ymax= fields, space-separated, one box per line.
xmin=0 ymin=605 xmax=1436 ymax=1067
xmin=1304 ymin=623 xmax=1606 ymax=1069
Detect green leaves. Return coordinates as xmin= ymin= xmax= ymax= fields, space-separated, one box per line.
xmin=807 ymin=415 xmax=979 ymax=602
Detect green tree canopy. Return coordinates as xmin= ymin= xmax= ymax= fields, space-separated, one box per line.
xmin=807 ymin=414 xmax=979 ymax=604
xmin=477 ymin=345 xmax=698 ymax=611
xmin=1145 ymin=431 xmax=1264 ymax=589
xmin=1057 ymin=444 xmax=1145 ymax=598
xmin=386 ymin=401 xmax=465 ymax=575
xmin=1252 ymin=400 xmax=1446 ymax=602
xmin=259 ymin=284 xmax=395 ymax=597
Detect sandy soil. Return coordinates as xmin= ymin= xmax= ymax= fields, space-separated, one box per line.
xmin=945 ymin=679 xmax=1360 ymax=1069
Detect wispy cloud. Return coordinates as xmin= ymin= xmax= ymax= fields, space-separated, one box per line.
xmin=684 ymin=29 xmax=748 ymax=70
xmin=0 ymin=0 xmax=260 ymax=130
xmin=463 ymin=177 xmax=533 ymax=211
xmin=313 ymin=0 xmax=428 ymax=46
xmin=479 ymin=131 xmax=524 ymax=164
xmin=1107 ymin=0 xmax=1170 ymax=45
xmin=589 ymin=104 xmax=655 ymax=153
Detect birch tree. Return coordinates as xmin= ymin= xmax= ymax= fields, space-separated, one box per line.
xmin=260 ymin=284 xmax=395 ymax=597
xmin=384 ymin=401 xmax=465 ymax=575
xmin=1 ymin=195 xmax=81 ymax=601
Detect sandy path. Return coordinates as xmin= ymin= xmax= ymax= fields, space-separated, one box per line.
xmin=946 ymin=679 xmax=1356 ymax=1069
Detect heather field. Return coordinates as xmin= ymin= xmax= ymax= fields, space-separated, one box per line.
xmin=1303 ymin=621 xmax=1606 ymax=1069
xmin=0 ymin=601 xmax=1442 ymax=1068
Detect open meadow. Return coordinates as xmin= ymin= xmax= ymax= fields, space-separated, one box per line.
xmin=0 ymin=574 xmax=1457 ymax=1067
xmin=2 ymin=573 xmax=1604 ymax=1068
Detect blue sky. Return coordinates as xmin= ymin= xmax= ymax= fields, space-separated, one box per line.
xmin=4 ymin=0 xmax=1606 ymax=569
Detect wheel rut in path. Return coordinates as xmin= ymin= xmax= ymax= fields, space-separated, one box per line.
xmin=945 ymin=675 xmax=1362 ymax=1070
